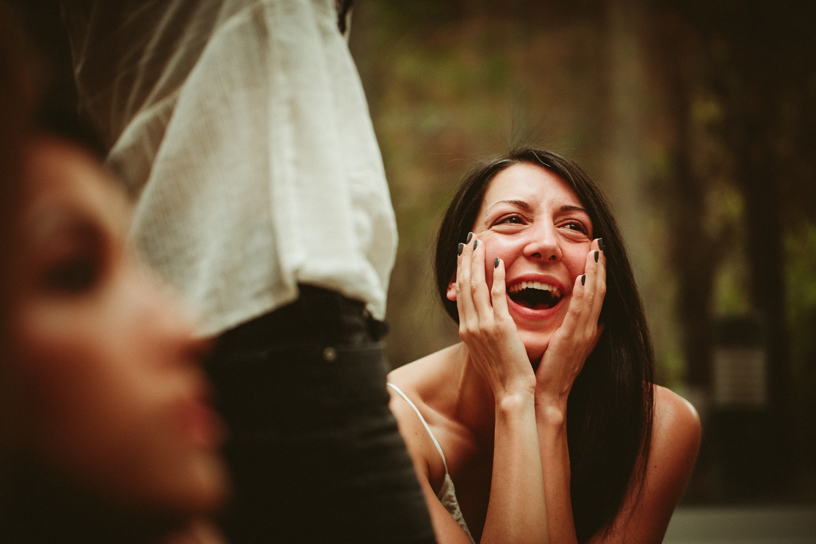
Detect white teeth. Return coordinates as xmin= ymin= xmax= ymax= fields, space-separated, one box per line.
xmin=507 ymin=281 xmax=562 ymax=298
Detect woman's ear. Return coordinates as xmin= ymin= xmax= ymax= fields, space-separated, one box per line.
xmin=446 ymin=279 xmax=457 ymax=301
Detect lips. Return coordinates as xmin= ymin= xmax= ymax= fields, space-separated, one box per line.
xmin=507 ymin=280 xmax=564 ymax=310
xmin=175 ymin=396 xmax=224 ymax=451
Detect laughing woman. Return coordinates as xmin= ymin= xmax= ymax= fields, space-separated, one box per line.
xmin=387 ymin=147 xmax=701 ymax=544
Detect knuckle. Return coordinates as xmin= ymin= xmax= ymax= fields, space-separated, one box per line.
xmin=484 ymin=322 xmax=499 ymax=337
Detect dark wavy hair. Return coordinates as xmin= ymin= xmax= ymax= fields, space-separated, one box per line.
xmin=435 ymin=147 xmax=655 ymax=543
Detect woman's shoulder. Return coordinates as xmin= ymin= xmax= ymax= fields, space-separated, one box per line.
xmin=389 ymin=345 xmax=458 ymax=382
xmin=387 ymin=348 xmax=460 ymax=489
xmin=387 ymin=345 xmax=460 ymax=420
xmin=652 ymin=385 xmax=701 ymax=442
xmin=600 ymin=386 xmax=701 ymax=543
xmin=647 ymin=385 xmax=702 ymax=493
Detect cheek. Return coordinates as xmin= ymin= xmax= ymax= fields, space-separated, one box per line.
xmin=481 ymin=236 xmax=517 ymax=287
xmin=12 ymin=306 xmax=147 ymax=463
xmin=564 ymin=245 xmax=590 ymax=279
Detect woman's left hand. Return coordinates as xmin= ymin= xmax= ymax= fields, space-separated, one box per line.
xmin=534 ymin=238 xmax=606 ymax=408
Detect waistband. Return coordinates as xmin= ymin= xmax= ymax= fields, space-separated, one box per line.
xmin=213 ymin=285 xmax=389 ymax=356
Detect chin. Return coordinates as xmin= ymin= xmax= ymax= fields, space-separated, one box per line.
xmin=137 ymin=454 xmax=230 ymax=517
xmin=518 ymin=332 xmax=549 ymax=366
xmin=176 ymin=455 xmax=230 ymax=515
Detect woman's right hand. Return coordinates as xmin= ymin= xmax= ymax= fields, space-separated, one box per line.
xmin=533 ymin=238 xmax=605 ymax=409
xmin=454 ymin=234 xmax=536 ymax=400
xmin=453 ymin=234 xmax=550 ymax=544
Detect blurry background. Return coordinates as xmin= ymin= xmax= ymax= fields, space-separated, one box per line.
xmin=348 ymin=0 xmax=816 ymax=511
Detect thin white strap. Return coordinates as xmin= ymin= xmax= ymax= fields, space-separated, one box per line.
xmin=387 ymin=383 xmax=450 ymax=474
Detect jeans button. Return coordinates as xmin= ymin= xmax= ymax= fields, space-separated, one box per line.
xmin=322 ymin=346 xmax=338 ymax=362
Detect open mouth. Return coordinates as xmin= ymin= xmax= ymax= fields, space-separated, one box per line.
xmin=507 ymin=281 xmax=563 ymax=310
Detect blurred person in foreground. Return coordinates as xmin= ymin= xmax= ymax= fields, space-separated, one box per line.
xmin=387 ymin=148 xmax=701 ymax=544
xmin=0 ymin=12 xmax=230 ymax=543
xmin=55 ymin=0 xmax=436 ymax=542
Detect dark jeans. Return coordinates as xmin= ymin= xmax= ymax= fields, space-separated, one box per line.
xmin=206 ymin=286 xmax=436 ymax=544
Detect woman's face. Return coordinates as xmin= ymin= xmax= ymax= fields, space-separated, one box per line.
xmin=453 ymin=162 xmax=593 ymax=361
xmin=7 ymin=136 xmax=228 ymax=515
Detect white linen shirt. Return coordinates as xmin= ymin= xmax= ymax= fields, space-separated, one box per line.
xmin=60 ymin=0 xmax=397 ymax=336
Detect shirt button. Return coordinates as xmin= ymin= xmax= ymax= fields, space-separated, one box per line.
xmin=323 ymin=346 xmax=338 ymax=362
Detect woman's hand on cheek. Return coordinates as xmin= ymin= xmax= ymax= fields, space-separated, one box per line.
xmin=534 ymin=238 xmax=606 ymax=408
xmin=455 ymin=235 xmax=536 ymax=400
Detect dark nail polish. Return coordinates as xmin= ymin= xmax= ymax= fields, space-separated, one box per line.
xmin=466 ymin=232 xmax=473 ymax=244
xmin=473 ymin=239 xmax=478 ymax=249
xmin=598 ymin=238 xmax=605 ymax=252
xmin=458 ymin=243 xmax=464 ymax=256
xmin=594 ymin=251 xmax=599 ymax=263
xmin=581 ymin=275 xmax=586 ymax=286
xmin=494 ymin=257 xmax=500 ymax=268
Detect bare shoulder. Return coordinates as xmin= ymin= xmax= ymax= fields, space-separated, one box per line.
xmin=388 ymin=345 xmax=455 ymax=384
xmin=630 ymin=386 xmax=701 ymax=538
xmin=652 ymin=385 xmax=702 ymax=454
xmin=597 ymin=387 xmax=701 ymax=543
xmin=386 ymin=348 xmax=457 ymax=487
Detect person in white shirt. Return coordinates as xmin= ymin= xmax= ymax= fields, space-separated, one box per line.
xmin=57 ymin=1 xmax=436 ymax=542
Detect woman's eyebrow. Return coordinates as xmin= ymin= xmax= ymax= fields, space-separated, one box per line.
xmin=486 ymin=199 xmax=532 ymax=212
xmin=486 ymin=201 xmax=588 ymax=214
xmin=560 ymin=204 xmax=588 ymax=214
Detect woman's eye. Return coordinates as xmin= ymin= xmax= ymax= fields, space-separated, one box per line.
xmin=44 ymin=253 xmax=101 ymax=294
xmin=496 ymin=215 xmax=523 ymax=225
xmin=563 ymin=221 xmax=589 ymax=235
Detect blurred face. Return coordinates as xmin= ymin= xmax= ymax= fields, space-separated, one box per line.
xmin=7 ymin=136 xmax=228 ymax=515
xmin=451 ymin=163 xmax=593 ymax=361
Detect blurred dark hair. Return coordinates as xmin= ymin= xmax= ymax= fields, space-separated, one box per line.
xmin=0 ymin=1 xmax=35 ymax=510
xmin=6 ymin=0 xmax=105 ymax=157
xmin=435 ymin=147 xmax=655 ymax=543
xmin=0 ymin=2 xmax=34 ymax=330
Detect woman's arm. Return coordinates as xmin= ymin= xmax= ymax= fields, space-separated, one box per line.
xmin=534 ymin=239 xmax=606 ymax=544
xmin=454 ymin=236 xmax=548 ymax=544
xmin=533 ymin=240 xmax=701 ymax=543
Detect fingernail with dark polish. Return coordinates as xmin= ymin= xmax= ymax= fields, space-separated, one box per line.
xmin=598 ymin=238 xmax=605 ymax=252
xmin=458 ymin=243 xmax=464 ymax=256
xmin=466 ymin=232 xmax=473 ymax=244
xmin=473 ymin=239 xmax=478 ymax=249
xmin=594 ymin=251 xmax=599 ymax=263
xmin=494 ymin=257 xmax=500 ymax=268
xmin=581 ymin=275 xmax=586 ymax=286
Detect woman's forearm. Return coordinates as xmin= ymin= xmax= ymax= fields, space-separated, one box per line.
xmin=480 ymin=391 xmax=548 ymax=544
xmin=536 ymin=401 xmax=579 ymax=544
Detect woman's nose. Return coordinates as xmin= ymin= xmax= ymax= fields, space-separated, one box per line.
xmin=522 ymin=222 xmax=561 ymax=262
xmin=135 ymin=264 xmax=208 ymax=367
